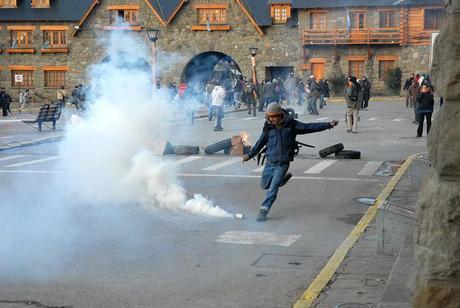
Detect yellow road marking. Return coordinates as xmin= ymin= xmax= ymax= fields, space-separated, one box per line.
xmin=293 ymin=154 xmax=417 ymax=308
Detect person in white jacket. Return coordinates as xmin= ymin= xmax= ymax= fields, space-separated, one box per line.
xmin=211 ymin=80 xmax=226 ymax=131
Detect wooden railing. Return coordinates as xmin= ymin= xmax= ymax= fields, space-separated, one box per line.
xmin=303 ymin=28 xmax=401 ymax=45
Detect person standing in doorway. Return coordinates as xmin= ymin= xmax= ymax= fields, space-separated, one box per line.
xmin=242 ymin=103 xmax=338 ymax=222
xmin=415 ymin=84 xmax=434 ymax=137
xmin=211 ymin=80 xmax=226 ymax=131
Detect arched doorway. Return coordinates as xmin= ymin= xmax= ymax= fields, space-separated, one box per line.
xmin=181 ymin=51 xmax=242 ymax=86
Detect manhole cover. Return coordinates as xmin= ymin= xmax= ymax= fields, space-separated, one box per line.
xmin=355 ymin=197 xmax=376 ymax=206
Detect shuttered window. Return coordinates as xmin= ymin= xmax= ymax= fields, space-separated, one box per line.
xmin=0 ymin=0 xmax=17 ymax=8
xmin=271 ymin=5 xmax=291 ymax=24
xmin=10 ymin=30 xmax=33 ymax=48
xmin=43 ymin=31 xmax=67 ymax=47
xmin=44 ymin=70 xmax=66 ymax=88
xmin=197 ymin=8 xmax=227 ymax=24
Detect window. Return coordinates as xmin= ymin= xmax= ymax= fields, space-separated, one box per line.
xmin=349 ymin=61 xmax=365 ymax=78
xmin=310 ymin=12 xmax=327 ymax=29
xmin=10 ymin=30 xmax=33 ymax=48
xmin=350 ymin=12 xmax=366 ymax=29
xmin=32 ymin=0 xmax=50 ymax=8
xmin=109 ymin=9 xmax=139 ymax=25
xmin=43 ymin=30 xmax=67 ymax=47
xmin=11 ymin=70 xmax=34 ymax=87
xmin=379 ymin=11 xmax=397 ymax=28
xmin=44 ymin=70 xmax=66 ymax=88
xmin=424 ymin=8 xmax=445 ymax=30
xmin=271 ymin=5 xmax=291 ymax=24
xmin=378 ymin=60 xmax=394 ymax=80
xmin=197 ymin=8 xmax=227 ymax=25
xmin=0 ymin=0 xmax=17 ymax=8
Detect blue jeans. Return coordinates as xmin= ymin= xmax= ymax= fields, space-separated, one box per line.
xmin=319 ymin=94 xmax=325 ymax=109
xmin=214 ymin=106 xmax=224 ymax=129
xmin=260 ymin=161 xmax=290 ymax=212
xmin=308 ymin=96 xmax=319 ymax=114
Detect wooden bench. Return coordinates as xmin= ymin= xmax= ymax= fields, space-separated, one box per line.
xmin=23 ymin=103 xmax=63 ymax=131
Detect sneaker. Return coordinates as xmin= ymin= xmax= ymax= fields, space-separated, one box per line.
xmin=256 ymin=209 xmax=268 ymax=222
xmin=346 ymin=129 xmax=352 ymax=132
xmin=352 ymin=129 xmax=357 ymax=133
xmin=280 ymin=172 xmax=292 ymax=187
xmin=213 ymin=127 xmax=223 ymax=131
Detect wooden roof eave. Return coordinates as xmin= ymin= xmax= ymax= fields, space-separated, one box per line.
xmin=164 ymin=0 xmax=187 ymax=26
xmin=143 ymin=0 xmax=166 ymax=27
xmin=234 ymin=0 xmax=265 ymax=37
xmin=71 ymin=0 xmax=100 ymax=37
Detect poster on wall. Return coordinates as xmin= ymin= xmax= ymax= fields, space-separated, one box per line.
xmin=430 ymin=32 xmax=440 ymax=70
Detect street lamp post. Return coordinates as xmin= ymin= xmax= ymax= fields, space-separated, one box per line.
xmin=146 ymin=28 xmax=161 ymax=89
xmin=249 ymin=47 xmax=258 ymax=85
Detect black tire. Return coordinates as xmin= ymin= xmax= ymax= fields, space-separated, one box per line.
xmin=319 ymin=143 xmax=344 ymax=158
xmin=335 ymin=150 xmax=361 ymax=159
xmin=174 ymin=145 xmax=200 ymax=155
xmin=204 ymin=138 xmax=232 ymax=154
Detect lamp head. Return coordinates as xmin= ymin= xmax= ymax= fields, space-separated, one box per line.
xmin=249 ymin=47 xmax=258 ymax=57
xmin=146 ymin=28 xmax=161 ymax=42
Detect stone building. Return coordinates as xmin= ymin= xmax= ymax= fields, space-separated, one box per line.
xmin=0 ymin=0 xmax=445 ymax=100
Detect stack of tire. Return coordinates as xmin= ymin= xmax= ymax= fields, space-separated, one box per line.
xmin=318 ymin=143 xmax=361 ymax=159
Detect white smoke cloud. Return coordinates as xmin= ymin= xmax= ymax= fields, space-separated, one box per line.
xmin=59 ymin=31 xmax=232 ymax=218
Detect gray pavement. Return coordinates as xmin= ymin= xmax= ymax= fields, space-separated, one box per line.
xmin=0 ymin=100 xmax=431 ymax=308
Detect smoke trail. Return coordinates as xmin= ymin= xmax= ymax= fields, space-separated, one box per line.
xmin=59 ymin=31 xmax=232 ymax=218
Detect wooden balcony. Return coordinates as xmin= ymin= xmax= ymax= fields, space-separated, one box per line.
xmin=303 ymin=28 xmax=401 ymax=45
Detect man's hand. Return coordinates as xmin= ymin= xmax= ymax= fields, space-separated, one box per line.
xmin=330 ymin=120 xmax=339 ymax=128
xmin=242 ymin=155 xmax=251 ymax=163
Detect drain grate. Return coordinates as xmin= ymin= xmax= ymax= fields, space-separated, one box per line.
xmin=375 ymin=161 xmax=403 ymax=177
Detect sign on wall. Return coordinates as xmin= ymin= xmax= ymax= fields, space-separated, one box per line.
xmin=14 ymin=74 xmax=23 ymax=83
xmin=430 ymin=32 xmax=440 ymax=70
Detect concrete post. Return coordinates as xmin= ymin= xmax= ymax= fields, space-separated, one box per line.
xmin=413 ymin=0 xmax=460 ymax=306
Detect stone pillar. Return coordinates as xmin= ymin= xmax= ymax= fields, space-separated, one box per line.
xmin=413 ymin=0 xmax=460 ymax=307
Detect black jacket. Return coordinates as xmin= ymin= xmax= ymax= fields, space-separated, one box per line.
xmin=416 ymin=92 xmax=434 ymax=113
xmin=248 ymin=110 xmax=331 ymax=163
xmin=404 ymin=77 xmax=414 ymax=90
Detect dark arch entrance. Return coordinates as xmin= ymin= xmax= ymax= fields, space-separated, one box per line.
xmin=181 ymin=51 xmax=242 ymax=85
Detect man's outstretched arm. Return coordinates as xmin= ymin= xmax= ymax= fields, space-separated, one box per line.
xmin=295 ymin=120 xmax=339 ymax=135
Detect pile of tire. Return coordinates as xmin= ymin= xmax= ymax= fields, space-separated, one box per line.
xmin=318 ymin=143 xmax=361 ymax=159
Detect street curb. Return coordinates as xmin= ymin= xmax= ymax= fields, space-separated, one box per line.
xmin=293 ymin=153 xmax=419 ymax=308
xmin=0 ymin=134 xmax=63 ymax=152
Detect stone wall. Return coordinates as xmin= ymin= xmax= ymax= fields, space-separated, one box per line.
xmin=413 ymin=0 xmax=460 ymax=306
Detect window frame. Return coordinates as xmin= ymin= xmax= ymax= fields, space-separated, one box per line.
xmin=43 ymin=30 xmax=68 ymax=48
xmin=197 ymin=7 xmax=227 ymax=25
xmin=0 ymin=0 xmax=17 ymax=8
xmin=378 ymin=10 xmax=398 ymax=28
xmin=423 ymin=8 xmax=444 ymax=30
xmin=10 ymin=69 xmax=35 ymax=88
xmin=310 ymin=11 xmax=327 ymax=29
xmin=10 ymin=30 xmax=34 ymax=48
xmin=348 ymin=10 xmax=367 ymax=30
xmin=31 ymin=0 xmax=50 ymax=8
xmin=44 ymin=70 xmax=67 ymax=88
xmin=107 ymin=5 xmax=140 ymax=26
xmin=271 ymin=4 xmax=291 ymax=24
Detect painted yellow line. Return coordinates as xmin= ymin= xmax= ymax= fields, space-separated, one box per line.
xmin=293 ymin=154 xmax=417 ymax=308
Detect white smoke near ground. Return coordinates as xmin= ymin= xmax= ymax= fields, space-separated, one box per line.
xmin=59 ymin=31 xmax=232 ymax=218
